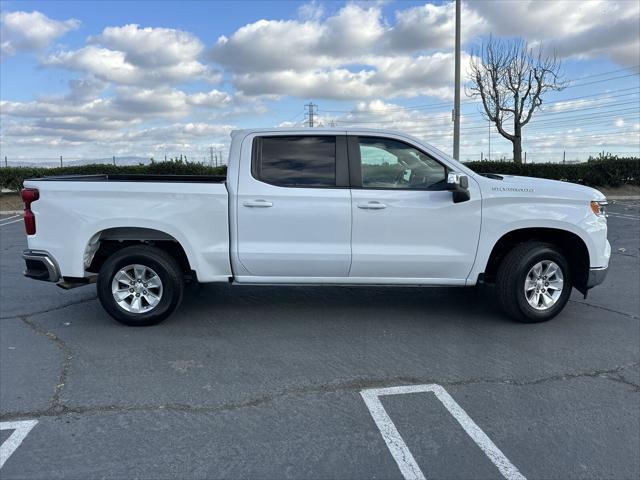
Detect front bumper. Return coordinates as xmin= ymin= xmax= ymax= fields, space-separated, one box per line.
xmin=23 ymin=249 xmax=60 ymax=282
xmin=586 ymin=266 xmax=608 ymax=289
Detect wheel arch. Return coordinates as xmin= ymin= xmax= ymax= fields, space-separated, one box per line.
xmin=84 ymin=227 xmax=194 ymax=279
xmin=482 ymin=227 xmax=590 ymax=294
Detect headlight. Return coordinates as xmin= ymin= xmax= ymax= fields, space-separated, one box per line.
xmin=590 ymin=200 xmax=608 ymax=217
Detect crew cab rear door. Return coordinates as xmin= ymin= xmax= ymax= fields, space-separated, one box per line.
xmin=348 ymin=135 xmax=481 ymax=283
xmin=235 ymin=133 xmax=351 ymax=279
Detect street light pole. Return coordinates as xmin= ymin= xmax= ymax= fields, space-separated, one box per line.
xmin=453 ymin=0 xmax=461 ymax=160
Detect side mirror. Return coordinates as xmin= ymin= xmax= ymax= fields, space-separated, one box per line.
xmin=446 ymin=172 xmax=470 ymax=203
xmin=447 ymin=172 xmax=468 ymax=189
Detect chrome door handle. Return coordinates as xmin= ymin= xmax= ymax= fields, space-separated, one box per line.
xmin=243 ymin=200 xmax=273 ymax=208
xmin=357 ymin=202 xmax=386 ymax=210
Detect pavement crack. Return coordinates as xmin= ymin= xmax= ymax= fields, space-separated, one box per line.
xmin=612 ymin=251 xmax=639 ymax=258
xmin=2 ymin=363 xmax=638 ymax=421
xmin=1 ymin=295 xmax=96 ymax=320
xmin=451 ymin=362 xmax=640 ymax=391
xmin=19 ymin=315 xmax=73 ymax=413
xmin=569 ymin=299 xmax=639 ymax=319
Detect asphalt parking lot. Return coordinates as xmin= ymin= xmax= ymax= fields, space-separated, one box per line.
xmin=0 ymin=202 xmax=638 ymax=480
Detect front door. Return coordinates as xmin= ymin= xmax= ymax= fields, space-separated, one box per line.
xmin=236 ymin=134 xmax=351 ymax=278
xmin=349 ymin=135 xmax=481 ymax=283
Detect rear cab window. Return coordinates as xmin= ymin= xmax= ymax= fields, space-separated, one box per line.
xmin=252 ymin=136 xmax=338 ymax=188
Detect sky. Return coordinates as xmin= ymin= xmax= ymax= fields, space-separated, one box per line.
xmin=0 ymin=0 xmax=639 ymax=164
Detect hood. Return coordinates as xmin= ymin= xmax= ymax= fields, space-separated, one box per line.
xmin=485 ymin=175 xmax=606 ymax=201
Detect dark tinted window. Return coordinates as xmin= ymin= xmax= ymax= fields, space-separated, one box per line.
xmin=359 ymin=137 xmax=446 ymax=189
xmin=255 ymin=136 xmax=336 ymax=187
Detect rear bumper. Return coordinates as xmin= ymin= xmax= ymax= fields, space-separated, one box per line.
xmin=23 ymin=249 xmax=61 ymax=282
xmin=586 ymin=266 xmax=608 ymax=289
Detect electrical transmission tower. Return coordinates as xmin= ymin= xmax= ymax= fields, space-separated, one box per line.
xmin=305 ymin=102 xmax=318 ymax=128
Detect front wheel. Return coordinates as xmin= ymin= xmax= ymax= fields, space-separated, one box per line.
xmin=495 ymin=242 xmax=572 ymax=323
xmin=97 ymin=245 xmax=184 ymax=326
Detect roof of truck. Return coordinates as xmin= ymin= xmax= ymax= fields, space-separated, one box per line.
xmin=230 ymin=127 xmax=406 ymax=137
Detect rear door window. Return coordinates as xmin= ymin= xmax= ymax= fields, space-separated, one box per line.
xmin=253 ymin=136 xmax=336 ymax=187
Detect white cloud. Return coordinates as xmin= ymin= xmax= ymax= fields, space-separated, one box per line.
xmin=297 ymin=1 xmax=324 ymax=21
xmin=91 ymin=24 xmax=203 ymax=67
xmin=208 ymin=2 xmax=469 ymax=100
xmin=1 ymin=82 xmax=235 ymax=157
xmin=1 ymin=10 xmax=79 ymax=56
xmin=43 ymin=24 xmax=217 ymax=86
xmin=209 ymin=1 xmax=640 ymax=100
xmin=210 ymin=20 xmax=325 ymax=73
xmin=187 ymin=89 xmax=232 ymax=108
xmin=470 ymin=0 xmax=640 ymax=66
xmin=315 ymin=98 xmax=455 ymax=150
xmin=389 ymin=2 xmax=485 ymax=52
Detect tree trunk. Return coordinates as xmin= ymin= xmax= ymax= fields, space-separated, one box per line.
xmin=513 ymin=123 xmax=522 ymax=164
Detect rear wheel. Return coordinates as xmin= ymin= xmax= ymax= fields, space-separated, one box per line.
xmin=495 ymin=242 xmax=572 ymax=323
xmin=97 ymin=245 xmax=184 ymax=326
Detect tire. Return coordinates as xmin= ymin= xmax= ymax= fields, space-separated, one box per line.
xmin=495 ymin=241 xmax=572 ymax=323
xmin=97 ymin=245 xmax=184 ymax=326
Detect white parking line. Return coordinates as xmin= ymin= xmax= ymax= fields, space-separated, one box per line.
xmin=0 ymin=218 xmax=23 ymax=227
xmin=0 ymin=214 xmax=20 ymax=224
xmin=0 ymin=420 xmax=38 ymax=468
xmin=361 ymin=384 xmax=526 ymax=480
xmin=608 ymin=213 xmax=639 ymax=221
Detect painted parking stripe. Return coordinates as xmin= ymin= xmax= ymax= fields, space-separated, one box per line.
xmin=0 ymin=218 xmax=23 ymax=227
xmin=0 ymin=214 xmax=21 ymax=225
xmin=607 ymin=213 xmax=639 ymax=220
xmin=0 ymin=420 xmax=38 ymax=468
xmin=361 ymin=384 xmax=526 ymax=480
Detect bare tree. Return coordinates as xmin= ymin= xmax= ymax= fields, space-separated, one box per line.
xmin=467 ymin=37 xmax=565 ymax=163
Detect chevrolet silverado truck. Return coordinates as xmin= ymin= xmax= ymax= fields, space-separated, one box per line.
xmin=21 ymin=128 xmax=609 ymax=326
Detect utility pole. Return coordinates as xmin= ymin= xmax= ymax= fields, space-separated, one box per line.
xmin=210 ymin=146 xmax=214 ymax=166
xmin=305 ymin=102 xmax=317 ymax=128
xmin=4 ymin=156 xmax=7 ymax=168
xmin=452 ymin=0 xmax=461 ymax=160
xmin=563 ymin=150 xmax=566 ymax=164
xmin=60 ymin=155 xmax=63 ymax=168
xmin=524 ymin=152 xmax=527 ymax=164
xmin=113 ymin=155 xmax=116 ymax=166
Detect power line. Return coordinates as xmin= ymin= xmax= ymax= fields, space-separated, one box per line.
xmin=324 ymin=88 xmax=639 ymax=122
xmin=285 ymin=110 xmax=305 ymax=124
xmin=335 ymin=104 xmax=639 ymax=129
xmin=567 ymin=73 xmax=640 ymax=88
xmin=319 ymin=68 xmax=640 ymax=116
xmin=566 ymin=65 xmax=639 ymax=80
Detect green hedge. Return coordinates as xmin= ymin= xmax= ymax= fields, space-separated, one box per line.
xmin=464 ymin=158 xmax=639 ymax=187
xmin=1 ymin=158 xmax=638 ymax=191
xmin=0 ymin=161 xmax=226 ymax=191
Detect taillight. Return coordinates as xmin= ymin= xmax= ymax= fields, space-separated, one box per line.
xmin=21 ymin=188 xmax=39 ymax=235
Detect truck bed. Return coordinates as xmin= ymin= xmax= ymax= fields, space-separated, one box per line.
xmin=23 ymin=175 xmax=232 ymax=282
xmin=27 ymin=174 xmax=227 ymax=183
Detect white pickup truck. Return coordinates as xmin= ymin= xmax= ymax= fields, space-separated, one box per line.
xmin=21 ymin=128 xmax=609 ymax=326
